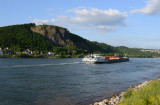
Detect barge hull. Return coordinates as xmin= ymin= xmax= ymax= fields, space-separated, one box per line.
xmin=95 ymin=58 xmax=129 ymax=64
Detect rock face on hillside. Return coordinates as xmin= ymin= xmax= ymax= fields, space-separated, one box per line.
xmin=31 ymin=25 xmax=73 ymax=45
xmin=0 ymin=23 xmax=119 ymax=53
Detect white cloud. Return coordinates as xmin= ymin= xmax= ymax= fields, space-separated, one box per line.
xmin=32 ymin=8 xmax=127 ymax=33
xmin=131 ymin=0 xmax=160 ymax=15
xmin=32 ymin=19 xmax=55 ymax=25
xmin=96 ymin=25 xmax=115 ymax=32
xmin=28 ymin=16 xmax=33 ymax=19
xmin=65 ymin=8 xmax=127 ymax=26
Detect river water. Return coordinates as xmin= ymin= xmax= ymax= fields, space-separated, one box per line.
xmin=0 ymin=58 xmax=160 ymax=105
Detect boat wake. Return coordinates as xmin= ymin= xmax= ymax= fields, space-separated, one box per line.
xmin=0 ymin=62 xmax=83 ymax=69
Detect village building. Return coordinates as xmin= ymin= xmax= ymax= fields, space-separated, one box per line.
xmin=3 ymin=47 xmax=12 ymax=55
xmin=23 ymin=49 xmax=31 ymax=55
xmin=48 ymin=52 xmax=54 ymax=56
xmin=0 ymin=48 xmax=3 ymax=55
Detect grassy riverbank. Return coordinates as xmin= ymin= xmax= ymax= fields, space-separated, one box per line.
xmin=119 ymin=78 xmax=160 ymax=105
xmin=94 ymin=78 xmax=160 ymax=105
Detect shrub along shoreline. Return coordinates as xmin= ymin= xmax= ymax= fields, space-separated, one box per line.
xmin=93 ymin=78 xmax=160 ymax=105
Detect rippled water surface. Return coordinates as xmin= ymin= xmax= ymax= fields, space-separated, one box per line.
xmin=0 ymin=58 xmax=160 ymax=105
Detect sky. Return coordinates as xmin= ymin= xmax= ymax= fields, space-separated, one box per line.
xmin=1 ymin=0 xmax=160 ymax=49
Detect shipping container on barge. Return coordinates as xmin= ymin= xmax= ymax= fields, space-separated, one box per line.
xmin=82 ymin=54 xmax=129 ymax=63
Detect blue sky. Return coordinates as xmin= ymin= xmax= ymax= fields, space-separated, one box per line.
xmin=1 ymin=0 xmax=160 ymax=49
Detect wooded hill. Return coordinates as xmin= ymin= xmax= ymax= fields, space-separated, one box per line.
xmin=0 ymin=23 xmax=159 ymax=57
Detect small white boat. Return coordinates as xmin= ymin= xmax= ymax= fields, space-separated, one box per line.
xmin=82 ymin=54 xmax=106 ymax=63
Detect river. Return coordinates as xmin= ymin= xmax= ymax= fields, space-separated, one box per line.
xmin=0 ymin=58 xmax=160 ymax=105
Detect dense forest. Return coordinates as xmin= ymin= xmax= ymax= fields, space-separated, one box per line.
xmin=0 ymin=23 xmax=55 ymax=51
xmin=0 ymin=23 xmax=160 ymax=58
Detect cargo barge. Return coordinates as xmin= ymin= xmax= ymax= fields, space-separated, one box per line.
xmin=82 ymin=54 xmax=129 ymax=63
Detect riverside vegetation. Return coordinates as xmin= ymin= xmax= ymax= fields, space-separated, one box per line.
xmin=119 ymin=78 xmax=160 ymax=105
xmin=0 ymin=23 xmax=160 ymax=58
xmin=94 ymin=78 xmax=160 ymax=105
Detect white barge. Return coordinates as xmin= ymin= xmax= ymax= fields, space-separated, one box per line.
xmin=82 ymin=54 xmax=129 ymax=63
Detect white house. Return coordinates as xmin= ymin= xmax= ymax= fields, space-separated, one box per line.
xmin=0 ymin=48 xmax=3 ymax=55
xmin=48 ymin=52 xmax=54 ymax=56
xmin=23 ymin=49 xmax=31 ymax=55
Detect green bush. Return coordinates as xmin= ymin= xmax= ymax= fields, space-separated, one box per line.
xmin=123 ymin=90 xmax=132 ymax=98
xmin=0 ymin=55 xmax=6 ymax=58
xmin=16 ymin=54 xmax=33 ymax=58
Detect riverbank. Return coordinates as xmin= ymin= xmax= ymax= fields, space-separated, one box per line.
xmin=1 ymin=55 xmax=160 ymax=59
xmin=93 ymin=78 xmax=160 ymax=105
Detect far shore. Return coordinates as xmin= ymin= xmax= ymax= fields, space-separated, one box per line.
xmin=0 ymin=55 xmax=160 ymax=59
xmin=0 ymin=55 xmax=83 ymax=58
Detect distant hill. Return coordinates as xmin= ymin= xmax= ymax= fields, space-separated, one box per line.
xmin=0 ymin=23 xmax=117 ymax=54
xmin=0 ymin=23 xmax=160 ymax=58
xmin=117 ymin=46 xmax=160 ymax=58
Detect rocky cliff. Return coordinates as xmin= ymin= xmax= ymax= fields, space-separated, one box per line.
xmin=31 ymin=25 xmax=90 ymax=50
xmin=31 ymin=25 xmax=73 ymax=46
